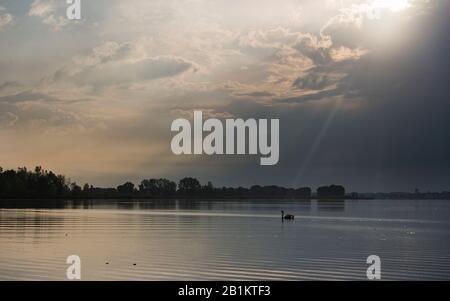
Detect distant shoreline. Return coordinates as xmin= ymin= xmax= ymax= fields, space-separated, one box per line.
xmin=3 ymin=196 xmax=450 ymax=201
xmin=0 ymin=196 xmax=362 ymax=201
xmin=1 ymin=166 xmax=449 ymax=201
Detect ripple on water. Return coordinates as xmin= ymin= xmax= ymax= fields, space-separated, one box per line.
xmin=1 ymin=200 xmax=450 ymax=280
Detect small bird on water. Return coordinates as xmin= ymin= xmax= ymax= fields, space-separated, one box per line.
xmin=281 ymin=210 xmax=295 ymax=220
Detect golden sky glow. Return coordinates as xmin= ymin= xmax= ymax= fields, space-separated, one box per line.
xmin=0 ymin=0 xmax=448 ymax=192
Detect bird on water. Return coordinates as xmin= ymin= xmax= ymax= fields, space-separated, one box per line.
xmin=281 ymin=210 xmax=295 ymax=220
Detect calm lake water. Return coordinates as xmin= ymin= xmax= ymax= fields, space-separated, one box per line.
xmin=0 ymin=199 xmax=450 ymax=280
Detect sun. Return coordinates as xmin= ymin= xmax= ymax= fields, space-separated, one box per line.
xmin=372 ymin=0 xmax=411 ymax=11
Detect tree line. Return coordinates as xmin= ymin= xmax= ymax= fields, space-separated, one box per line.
xmin=0 ymin=166 xmax=346 ymax=199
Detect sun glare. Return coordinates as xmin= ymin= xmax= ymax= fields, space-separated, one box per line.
xmin=372 ymin=0 xmax=411 ymax=11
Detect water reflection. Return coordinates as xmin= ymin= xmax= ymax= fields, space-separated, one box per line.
xmin=1 ymin=199 xmax=450 ymax=280
xmin=317 ymin=200 xmax=345 ymax=212
xmin=1 ymin=199 xmax=315 ymax=211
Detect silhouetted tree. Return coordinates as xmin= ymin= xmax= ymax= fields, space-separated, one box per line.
xmin=117 ymin=182 xmax=135 ymax=194
xmin=4 ymin=166 xmax=448 ymax=201
xmin=70 ymin=182 xmax=82 ymax=197
xmin=296 ymin=187 xmax=312 ymax=198
xmin=317 ymin=185 xmax=346 ymax=198
xmin=202 ymin=181 xmax=214 ymax=193
xmin=0 ymin=166 xmax=69 ymax=197
xmin=139 ymin=178 xmax=176 ymax=196
xmin=178 ymin=177 xmax=201 ymax=194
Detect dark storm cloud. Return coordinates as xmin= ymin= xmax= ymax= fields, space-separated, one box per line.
xmin=292 ymin=73 xmax=331 ymax=91
xmin=274 ymin=88 xmax=342 ymax=104
xmin=293 ymin=38 xmax=332 ymax=65
xmin=289 ymin=3 xmax=450 ymax=191
xmin=178 ymin=2 xmax=450 ymax=192
xmin=1 ymin=0 xmax=448 ymax=192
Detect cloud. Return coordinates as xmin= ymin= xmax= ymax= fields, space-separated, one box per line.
xmin=71 ymin=55 xmax=193 ymax=86
xmin=235 ymin=91 xmax=273 ymax=98
xmin=320 ymin=4 xmax=367 ymax=48
xmin=293 ymin=73 xmax=331 ymax=91
xmin=0 ymin=6 xmax=13 ymax=31
xmin=229 ymin=25 xmax=369 ymax=103
xmin=274 ymin=87 xmax=344 ymax=104
xmin=237 ymin=28 xmax=334 ymax=66
xmin=329 ymin=46 xmax=367 ymax=62
xmin=170 ymin=108 xmax=234 ymax=120
xmin=292 ymin=33 xmax=333 ymax=65
xmin=0 ymin=81 xmax=23 ymax=96
xmin=0 ymin=0 xmax=448 ymax=191
xmin=0 ymin=90 xmax=56 ymax=104
xmin=0 ymin=112 xmax=18 ymax=128
xmin=52 ymin=41 xmax=196 ymax=88
xmin=28 ymin=0 xmax=69 ymax=30
xmin=238 ymin=27 xmax=304 ymax=52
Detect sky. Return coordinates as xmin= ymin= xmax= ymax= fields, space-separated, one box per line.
xmin=0 ymin=0 xmax=449 ymax=192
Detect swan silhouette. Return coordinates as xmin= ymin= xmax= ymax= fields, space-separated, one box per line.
xmin=281 ymin=210 xmax=295 ymax=220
